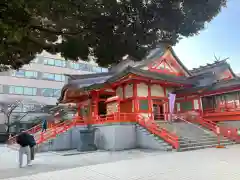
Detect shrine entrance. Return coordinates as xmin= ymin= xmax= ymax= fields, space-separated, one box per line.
xmin=152 ymin=99 xmax=165 ymax=120
xmin=98 ymin=94 xmax=113 ymax=116
xmin=98 ymin=101 xmax=107 ymax=116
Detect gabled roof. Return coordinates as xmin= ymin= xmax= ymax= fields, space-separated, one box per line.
xmin=190 ymin=59 xmax=236 ymax=77
xmin=109 ymin=56 xmax=137 ymax=73
xmin=175 ymin=77 xmax=240 ymax=96
xmin=107 ymin=66 xmax=191 ymax=85
xmin=65 ymin=72 xmax=114 ymax=81
xmin=167 ymin=47 xmax=191 ymax=76
xmin=59 ymin=66 xmax=193 ymax=102
xmin=133 ymin=46 xmax=191 ymax=76
xmin=190 ymin=60 xmax=226 ymax=73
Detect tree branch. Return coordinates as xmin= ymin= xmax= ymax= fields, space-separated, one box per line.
xmin=26 ymin=36 xmax=58 ymax=53
xmin=7 ymin=104 xmax=18 ymax=117
xmin=29 ymin=25 xmax=83 ymax=36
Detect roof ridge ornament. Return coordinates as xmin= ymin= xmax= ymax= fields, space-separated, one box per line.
xmin=190 ymin=56 xmax=229 ymax=72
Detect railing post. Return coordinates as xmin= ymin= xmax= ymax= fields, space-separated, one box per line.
xmin=40 ymin=132 xmax=44 ymax=143
xmin=53 ymin=125 xmax=57 ymax=137
xmin=73 ymin=117 xmax=77 ymax=126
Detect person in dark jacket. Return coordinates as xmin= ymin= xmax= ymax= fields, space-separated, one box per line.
xmin=16 ymin=129 xmax=32 ymax=168
xmin=28 ymin=134 xmax=36 ymax=160
xmin=42 ymin=119 xmax=47 ymax=132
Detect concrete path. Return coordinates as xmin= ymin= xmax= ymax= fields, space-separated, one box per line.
xmin=0 ymin=145 xmax=164 ymax=179
xmin=1 ymin=145 xmax=240 ymax=179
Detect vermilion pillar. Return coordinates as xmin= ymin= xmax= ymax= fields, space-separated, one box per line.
xmin=133 ymin=83 xmax=138 ymax=112
xmin=147 ymin=83 xmax=152 ymax=117
xmin=91 ymin=91 xmax=99 ymax=117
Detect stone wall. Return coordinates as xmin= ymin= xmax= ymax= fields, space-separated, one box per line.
xmin=136 ymin=124 xmax=172 ymax=151
xmin=38 ymin=123 xmax=171 ymax=152
xmin=95 ymin=123 xmax=136 ymax=151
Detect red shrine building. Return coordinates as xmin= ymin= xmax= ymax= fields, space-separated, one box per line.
xmin=58 ymin=46 xmax=240 ymax=123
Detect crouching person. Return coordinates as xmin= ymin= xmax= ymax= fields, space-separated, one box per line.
xmin=16 ymin=129 xmax=32 ymax=168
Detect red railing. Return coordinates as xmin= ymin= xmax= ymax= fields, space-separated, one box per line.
xmin=174 ymin=111 xmax=240 ymax=142
xmin=94 ymin=113 xmax=136 ymax=124
xmin=137 ymin=115 xmax=179 ymax=149
xmin=203 ymin=104 xmax=240 ymax=114
xmin=8 ymin=113 xmax=180 ymax=150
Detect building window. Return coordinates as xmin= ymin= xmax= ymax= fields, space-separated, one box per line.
xmin=9 ymin=86 xmax=37 ymax=96
xmin=92 ymin=66 xmax=102 ymax=73
xmin=12 ymin=70 xmax=38 ymax=79
xmin=53 ymin=89 xmax=61 ymax=97
xmin=54 ymin=74 xmax=65 ymax=82
xmin=55 ymin=59 xmax=66 ymax=67
xmin=101 ymin=68 xmax=108 ymax=72
xmin=9 ymin=86 xmax=24 ymax=94
xmin=42 ymin=73 xmax=55 ymax=81
xmin=12 ymin=70 xmax=25 ymax=77
xmin=70 ymin=62 xmax=93 ymax=71
xmin=43 ymin=58 xmax=55 ymax=66
xmin=41 ymin=88 xmax=54 ymax=97
xmin=69 ymin=62 xmax=79 ymax=70
xmin=0 ymin=85 xmax=3 ymax=93
xmin=24 ymin=87 xmax=37 ymax=96
xmin=25 ymin=71 xmax=38 ymax=78
xmin=42 ymin=73 xmax=65 ymax=82
xmin=79 ymin=63 xmax=92 ymax=71
xmin=44 ymin=58 xmax=66 ymax=67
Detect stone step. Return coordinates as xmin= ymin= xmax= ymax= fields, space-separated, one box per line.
xmin=179 ymin=139 xmax=232 ymax=148
xmin=182 ymin=138 xmax=231 ymax=144
xmin=136 ymin=124 xmax=236 ymax=152
xmin=179 ymin=141 xmax=235 ymax=151
xmin=136 ymin=125 xmax=174 ymax=151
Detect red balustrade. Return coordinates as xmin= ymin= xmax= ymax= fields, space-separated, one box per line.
xmin=203 ymin=104 xmax=240 ymax=114
xmin=136 ymin=114 xmax=179 ymax=149
xmin=173 ymin=111 xmax=240 ymax=142
xmin=8 ymin=113 xmax=180 ymax=150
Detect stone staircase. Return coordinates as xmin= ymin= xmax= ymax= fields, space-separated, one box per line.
xmin=157 ymin=121 xmax=235 ymax=151
xmin=218 ymin=121 xmax=240 ymax=128
xmin=136 ymin=124 xmax=173 ymax=151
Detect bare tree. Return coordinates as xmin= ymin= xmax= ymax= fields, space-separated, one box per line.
xmin=0 ymin=98 xmax=47 ymax=134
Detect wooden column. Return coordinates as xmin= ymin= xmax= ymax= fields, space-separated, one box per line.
xmin=198 ymin=97 xmax=203 ymax=115
xmin=238 ymin=91 xmax=240 ymax=107
xmin=133 ymin=83 xmax=138 ymax=113
xmin=163 ymin=86 xmax=167 ymax=121
xmin=122 ymin=84 xmax=125 ymax=99
xmin=147 ymin=83 xmax=152 ymax=119
xmin=90 ymin=91 xmax=99 ymax=123
xmin=96 ymin=91 xmax=100 ymax=117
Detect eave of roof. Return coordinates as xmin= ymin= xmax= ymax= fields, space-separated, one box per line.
xmin=65 ymin=72 xmax=114 ymax=80
xmin=175 ymin=78 xmax=240 ymax=96
xmin=59 ymin=66 xmax=194 ymax=102
xmin=107 ymin=66 xmax=192 ymax=85
xmin=190 ymin=59 xmax=228 ymax=74
xmin=168 ymin=47 xmax=191 ymax=76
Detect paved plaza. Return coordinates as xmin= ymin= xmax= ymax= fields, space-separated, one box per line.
xmin=1 ymin=145 xmax=240 ymax=180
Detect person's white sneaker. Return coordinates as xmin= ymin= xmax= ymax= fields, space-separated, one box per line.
xmin=27 ymin=162 xmax=33 ymax=166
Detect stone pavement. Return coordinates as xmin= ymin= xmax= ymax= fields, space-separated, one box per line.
xmin=2 ymin=145 xmax=240 ymax=180
xmin=0 ymin=145 xmax=164 ymax=179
